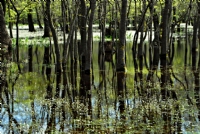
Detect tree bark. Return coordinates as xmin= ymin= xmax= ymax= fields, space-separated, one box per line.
xmin=46 ymin=0 xmax=61 ymax=98
xmin=0 ymin=3 xmax=12 ymax=100
xmin=85 ymin=0 xmax=96 ymax=118
xmin=160 ymin=0 xmax=172 ymax=100
xmin=79 ymin=0 xmax=87 ymax=99
xmin=28 ymin=9 xmax=35 ymax=32
xmin=46 ymin=0 xmax=61 ymax=71
xmin=8 ymin=2 xmax=13 ymax=38
xmin=117 ymin=0 xmax=127 ymax=120
xmin=0 ymin=0 xmax=5 ymax=15
xmin=35 ymin=7 xmax=43 ymax=29
xmin=42 ymin=2 xmax=50 ymax=37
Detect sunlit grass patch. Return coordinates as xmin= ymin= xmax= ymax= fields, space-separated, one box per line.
xmin=12 ymin=37 xmax=50 ymax=47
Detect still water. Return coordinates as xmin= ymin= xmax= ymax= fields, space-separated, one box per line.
xmin=0 ymin=28 xmax=200 ymax=133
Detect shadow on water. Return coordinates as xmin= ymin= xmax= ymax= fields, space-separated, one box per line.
xmin=1 ymin=38 xmax=200 ymax=133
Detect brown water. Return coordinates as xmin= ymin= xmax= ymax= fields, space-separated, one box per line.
xmin=0 ymin=28 xmax=200 ymax=133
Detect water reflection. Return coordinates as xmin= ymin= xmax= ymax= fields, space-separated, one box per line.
xmin=1 ymin=38 xmax=200 ymax=133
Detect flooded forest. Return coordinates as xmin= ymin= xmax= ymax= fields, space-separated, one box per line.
xmin=1 ymin=0 xmax=200 ymax=133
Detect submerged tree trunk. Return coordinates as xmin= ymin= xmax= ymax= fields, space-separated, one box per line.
xmin=146 ymin=6 xmax=160 ymax=95
xmin=160 ymin=0 xmax=172 ymax=100
xmin=79 ymin=0 xmax=87 ymax=99
xmin=117 ymin=0 xmax=127 ymax=120
xmin=84 ymin=0 xmax=96 ymax=119
xmin=28 ymin=45 xmax=33 ymax=72
xmin=0 ymin=2 xmax=12 ymax=100
xmin=46 ymin=0 xmax=61 ymax=98
xmin=160 ymin=1 xmax=173 ymax=133
xmin=193 ymin=1 xmax=200 ymax=120
xmin=138 ymin=1 xmax=146 ymax=94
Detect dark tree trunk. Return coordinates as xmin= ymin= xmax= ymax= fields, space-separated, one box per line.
xmin=8 ymin=2 xmax=13 ymax=38
xmin=16 ymin=14 xmax=21 ymax=72
xmin=28 ymin=9 xmax=35 ymax=32
xmin=160 ymin=0 xmax=172 ymax=100
xmin=46 ymin=0 xmax=61 ymax=99
xmin=0 ymin=2 xmax=12 ymax=98
xmin=146 ymin=4 xmax=160 ymax=85
xmin=160 ymin=1 xmax=173 ymax=133
xmin=193 ymin=1 xmax=200 ymax=120
xmin=43 ymin=16 xmax=50 ymax=37
xmin=117 ymin=0 xmax=127 ymax=120
xmin=28 ymin=45 xmax=33 ymax=72
xmin=46 ymin=1 xmax=61 ymax=72
xmin=42 ymin=3 xmax=50 ymax=38
xmin=84 ymin=0 xmax=96 ymax=119
xmin=0 ymin=4 xmax=12 ymax=52
xmin=0 ymin=0 xmax=5 ymax=15
xmin=35 ymin=7 xmax=43 ymax=29
xmin=192 ymin=2 xmax=200 ymax=72
xmin=138 ymin=1 xmax=146 ymax=94
xmin=79 ymin=0 xmax=87 ymax=99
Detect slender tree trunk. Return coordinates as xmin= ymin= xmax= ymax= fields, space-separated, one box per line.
xmin=117 ymin=0 xmax=127 ymax=120
xmin=46 ymin=0 xmax=61 ymax=72
xmin=87 ymin=0 xmax=96 ymax=118
xmin=16 ymin=14 xmax=21 ymax=72
xmin=28 ymin=45 xmax=33 ymax=72
xmin=79 ymin=0 xmax=87 ymax=99
xmin=160 ymin=0 xmax=172 ymax=100
xmin=35 ymin=7 xmax=43 ymax=29
xmin=138 ymin=1 xmax=146 ymax=94
xmin=85 ymin=1 xmax=96 ymax=72
xmin=98 ymin=0 xmax=106 ymax=96
xmin=46 ymin=0 xmax=61 ymax=99
xmin=147 ymin=1 xmax=160 ymax=87
xmin=7 ymin=2 xmax=13 ymax=38
xmin=74 ymin=17 xmax=78 ymax=96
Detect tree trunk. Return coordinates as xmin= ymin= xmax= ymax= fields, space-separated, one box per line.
xmin=0 ymin=2 xmax=12 ymax=100
xmin=28 ymin=9 xmax=35 ymax=32
xmin=35 ymin=7 xmax=43 ymax=29
xmin=194 ymin=1 xmax=200 ymax=120
xmin=79 ymin=0 xmax=87 ymax=99
xmin=8 ymin=2 xmax=13 ymax=38
xmin=0 ymin=4 xmax=12 ymax=52
xmin=160 ymin=0 xmax=172 ymax=100
xmin=117 ymin=0 xmax=127 ymax=120
xmin=160 ymin=1 xmax=173 ymax=132
xmin=84 ymin=0 xmax=96 ymax=119
xmin=28 ymin=45 xmax=33 ymax=72
xmin=46 ymin=0 xmax=61 ymax=98
xmin=42 ymin=2 xmax=50 ymax=37
xmin=146 ymin=5 xmax=160 ymax=89
xmin=0 ymin=0 xmax=5 ymax=15
xmin=46 ymin=0 xmax=61 ymax=71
